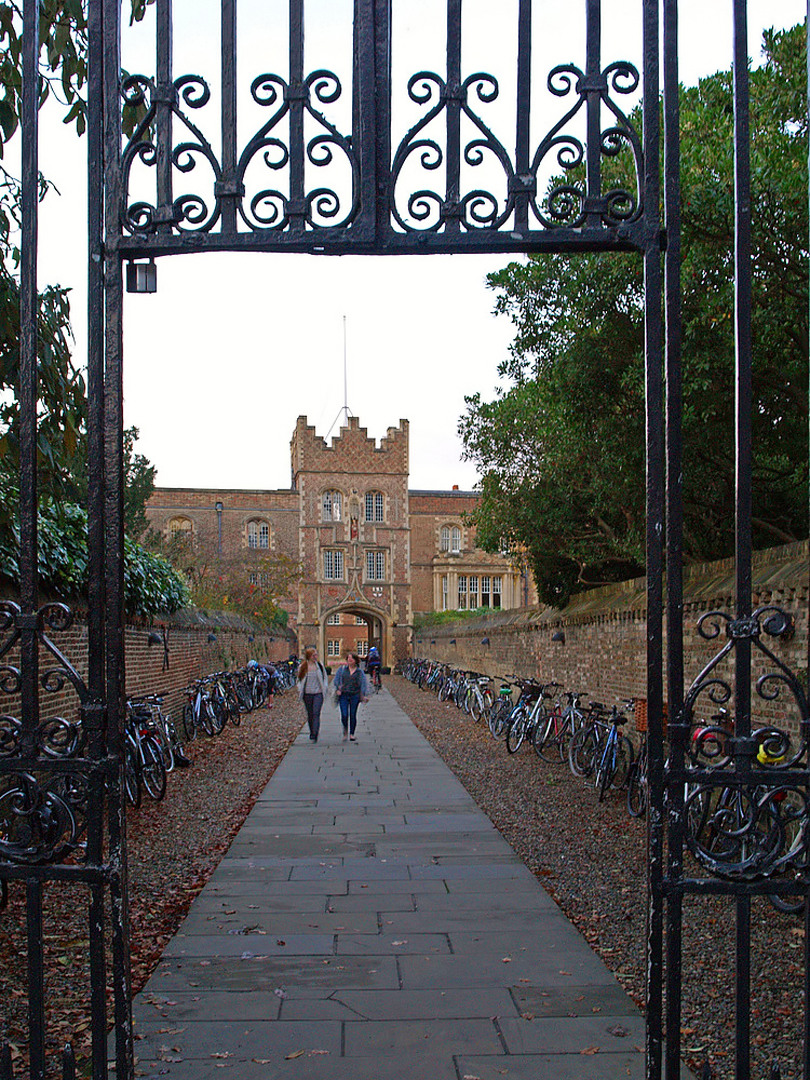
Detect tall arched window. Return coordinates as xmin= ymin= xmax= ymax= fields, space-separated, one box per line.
xmin=247 ymin=519 xmax=270 ymax=549
xmin=440 ymin=526 xmax=450 ymax=552
xmin=322 ymin=490 xmax=342 ymax=522
xmin=450 ymin=526 xmax=461 ymax=553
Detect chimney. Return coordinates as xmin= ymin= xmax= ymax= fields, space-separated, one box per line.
xmin=452 ymin=484 xmax=459 ymax=491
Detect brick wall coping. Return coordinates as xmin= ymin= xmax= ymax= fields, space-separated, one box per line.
xmin=421 ymin=540 xmax=809 ymax=639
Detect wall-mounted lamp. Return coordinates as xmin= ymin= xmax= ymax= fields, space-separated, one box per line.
xmin=248 ymin=634 xmax=255 ymax=643
xmin=430 ymin=639 xmax=436 ymax=645
xmin=481 ymin=636 xmax=490 ymax=646
xmin=215 ymin=500 xmax=224 ymax=556
xmin=147 ymin=630 xmax=162 ymax=646
xmin=449 ymin=639 xmax=457 ymax=646
xmin=551 ymin=630 xmax=566 ymax=644
xmin=207 ymin=632 xmax=217 ymax=643
xmin=126 ymin=259 xmax=157 ymax=294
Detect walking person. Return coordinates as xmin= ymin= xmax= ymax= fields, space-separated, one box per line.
xmin=334 ymin=651 xmax=369 ymax=742
xmin=297 ymin=647 xmax=328 ymax=742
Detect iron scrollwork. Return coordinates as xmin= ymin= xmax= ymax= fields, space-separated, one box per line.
xmin=121 ymin=73 xmax=221 ymax=234
xmin=389 ymin=60 xmax=642 ymax=233
xmin=0 ymin=601 xmax=91 ymax=866
xmin=678 ymin=607 xmax=809 ymax=885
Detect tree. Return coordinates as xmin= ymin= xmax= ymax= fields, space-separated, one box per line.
xmin=461 ymin=23 xmax=808 ymax=607
xmin=68 ymin=426 xmax=157 ymax=539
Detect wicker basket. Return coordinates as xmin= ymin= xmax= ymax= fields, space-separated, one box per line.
xmin=635 ymin=699 xmax=668 ymax=734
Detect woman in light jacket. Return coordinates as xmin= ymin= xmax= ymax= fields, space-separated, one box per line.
xmin=333 ymin=650 xmax=369 ymax=742
xmin=297 ymin=647 xmax=329 ymax=742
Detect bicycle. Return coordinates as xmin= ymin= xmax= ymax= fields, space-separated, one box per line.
xmin=592 ymin=702 xmax=634 ymax=800
xmin=533 ymin=689 xmax=585 ymax=763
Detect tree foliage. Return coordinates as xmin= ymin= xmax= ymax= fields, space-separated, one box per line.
xmin=461 ymin=24 xmax=808 ymax=607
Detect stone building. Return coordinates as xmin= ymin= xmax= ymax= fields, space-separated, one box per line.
xmin=145 ymin=416 xmax=530 ymax=664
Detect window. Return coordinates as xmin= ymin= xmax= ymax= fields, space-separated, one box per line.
xmin=481 ymin=575 xmax=491 ymax=607
xmin=450 ymin=526 xmax=461 ymax=553
xmin=248 ymin=572 xmax=271 ymax=589
xmin=440 ymin=526 xmax=450 ymax=552
xmin=247 ymin=520 xmax=269 ymax=549
xmin=469 ymin=575 xmax=479 ymax=609
xmin=365 ymin=491 xmax=384 ymax=522
xmin=356 ymin=640 xmax=369 ymax=656
xmin=323 ymin=549 xmax=344 ymax=580
xmin=355 ymin=616 xmax=366 ymax=625
xmin=457 ymin=575 xmax=467 ymax=610
xmin=366 ymin=550 xmax=385 ymax=581
xmin=326 ymin=612 xmax=341 ymax=625
xmin=168 ymin=516 xmax=193 ymax=540
xmin=327 ymin=639 xmax=340 ymax=657
xmin=493 ymin=576 xmax=502 ymax=608
xmin=322 ymin=490 xmax=342 ymax=522
xmin=442 ymin=575 xmax=448 ymax=611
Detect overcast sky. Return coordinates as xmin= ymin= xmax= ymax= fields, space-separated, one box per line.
xmin=31 ymin=0 xmax=805 ymax=492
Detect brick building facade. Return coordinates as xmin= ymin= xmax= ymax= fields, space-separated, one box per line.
xmin=145 ymin=416 xmax=529 ymax=664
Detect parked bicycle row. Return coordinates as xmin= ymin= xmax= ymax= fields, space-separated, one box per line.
xmin=400 ymin=658 xmax=806 ymax=915
xmin=124 ymin=660 xmax=288 ymax=808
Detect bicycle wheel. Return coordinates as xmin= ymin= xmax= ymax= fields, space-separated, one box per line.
xmin=626 ymin=761 xmax=646 ymax=817
xmin=596 ymin=744 xmax=616 ymax=801
xmin=506 ymin=709 xmax=528 ymax=754
xmin=534 ymin=711 xmax=562 ymax=763
xmin=157 ymin=723 xmax=175 ymax=772
xmin=124 ymin=740 xmax=141 ymax=808
xmin=615 ymin=736 xmax=634 ymax=787
xmin=201 ymin=699 xmax=218 ymax=737
xmin=569 ymin=724 xmax=599 ymax=777
xmin=470 ymin=692 xmax=484 ymax=722
xmin=140 ymin=735 xmax=167 ymax=801
xmin=182 ymin=702 xmax=196 ymax=742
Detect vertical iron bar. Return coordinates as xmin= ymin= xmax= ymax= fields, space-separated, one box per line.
xmin=21 ymin=3 xmax=44 ymax=1074
xmin=806 ymin=14 xmax=810 ymax=1079
xmin=354 ymin=0 xmax=377 ymax=238
xmin=584 ymin=0 xmax=602 ymax=229
xmin=732 ymin=3 xmax=753 ymax=1076
xmin=373 ymin=0 xmax=392 ymax=243
xmin=87 ymin=2 xmax=109 ymax=1071
xmin=26 ymin=878 xmax=45 ymax=1080
xmin=444 ymin=0 xmax=462 ymax=235
xmin=289 ymin=0 xmax=305 ymax=233
xmin=663 ymin=2 xmax=684 ymax=1079
xmin=642 ymin=1 xmax=664 ymax=1079
xmin=103 ymin=0 xmax=134 ymax=1075
xmin=220 ymin=0 xmax=238 ymax=233
xmin=514 ymin=0 xmax=531 ymax=234
xmin=156 ymin=0 xmax=174 ymax=229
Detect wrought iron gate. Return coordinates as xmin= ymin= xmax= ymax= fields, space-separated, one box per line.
xmin=1 ymin=1 xmax=807 ymax=1078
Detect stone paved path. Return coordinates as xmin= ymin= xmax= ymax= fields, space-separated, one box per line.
xmin=132 ymin=689 xmax=645 ymax=1079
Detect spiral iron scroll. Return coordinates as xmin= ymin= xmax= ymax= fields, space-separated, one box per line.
xmin=0 ymin=601 xmax=90 ymax=865
xmin=678 ymin=607 xmax=810 ymax=885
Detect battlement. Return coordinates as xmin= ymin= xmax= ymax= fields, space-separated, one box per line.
xmin=291 ymin=415 xmax=409 ymax=480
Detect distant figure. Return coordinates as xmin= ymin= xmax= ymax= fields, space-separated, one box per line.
xmin=366 ymin=646 xmax=382 ymax=692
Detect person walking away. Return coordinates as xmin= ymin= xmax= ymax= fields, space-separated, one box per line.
xmin=334 ymin=651 xmax=369 ymax=742
xmin=366 ymin=645 xmax=382 ymax=691
xmin=297 ymin=648 xmax=328 ymax=742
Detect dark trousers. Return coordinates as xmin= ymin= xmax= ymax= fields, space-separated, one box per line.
xmin=338 ymin=692 xmax=361 ymax=735
xmin=303 ymin=692 xmax=323 ymax=739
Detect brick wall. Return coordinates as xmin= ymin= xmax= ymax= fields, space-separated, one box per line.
xmin=5 ymin=613 xmax=296 ymax=732
xmin=414 ymin=542 xmax=809 ymax=736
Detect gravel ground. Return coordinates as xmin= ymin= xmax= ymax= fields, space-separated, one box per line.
xmin=0 ymin=691 xmax=304 ymax=1076
xmin=385 ymin=674 xmax=806 ymax=1080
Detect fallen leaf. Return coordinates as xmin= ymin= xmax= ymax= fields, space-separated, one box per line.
xmin=580 ymin=1046 xmax=600 ymax=1055
xmin=285 ymin=1050 xmax=305 ymax=1060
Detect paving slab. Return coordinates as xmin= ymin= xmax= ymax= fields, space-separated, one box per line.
xmin=131 ymin=689 xmax=646 ymax=1080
